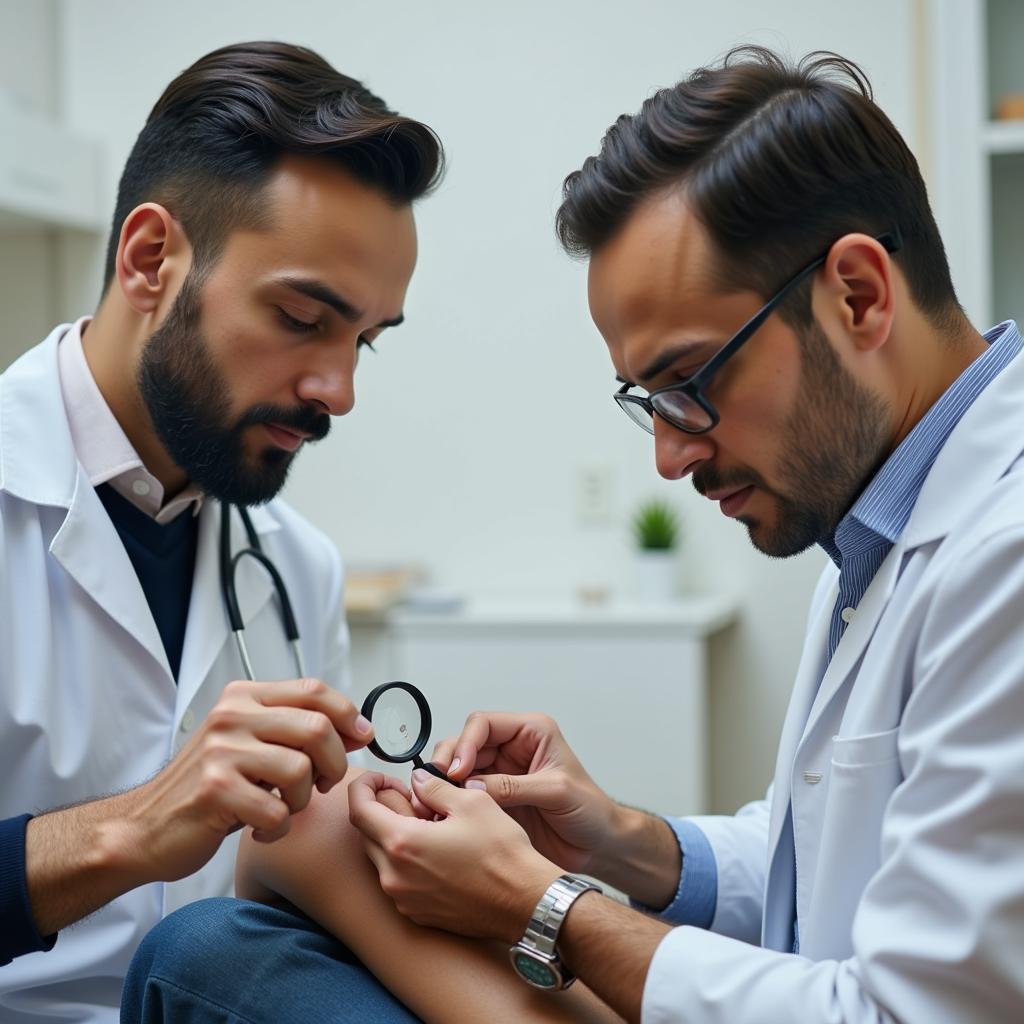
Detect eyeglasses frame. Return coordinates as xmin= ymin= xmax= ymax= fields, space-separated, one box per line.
xmin=614 ymin=229 xmax=903 ymax=435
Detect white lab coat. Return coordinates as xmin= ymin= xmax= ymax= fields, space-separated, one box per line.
xmin=642 ymin=338 xmax=1024 ymax=1022
xmin=0 ymin=327 xmax=352 ymax=1022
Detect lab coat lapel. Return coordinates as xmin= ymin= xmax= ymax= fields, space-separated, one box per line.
xmin=766 ymin=577 xmax=834 ymax=859
xmin=175 ymin=500 xmax=276 ymax=715
xmin=799 ymin=543 xmax=904 ymax=744
xmin=49 ymin=467 xmax=173 ymax=680
xmin=3 ymin=329 xmax=173 ymax=680
xmin=759 ymin=576 xmax=833 ymax=951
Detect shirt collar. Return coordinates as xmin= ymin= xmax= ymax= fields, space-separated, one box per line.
xmin=821 ymin=320 xmax=1023 ymax=568
xmin=57 ymin=317 xmax=204 ymax=524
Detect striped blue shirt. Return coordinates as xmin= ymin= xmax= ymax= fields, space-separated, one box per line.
xmin=651 ymin=321 xmax=1024 ymax=941
xmin=819 ymin=320 xmax=1023 ymax=658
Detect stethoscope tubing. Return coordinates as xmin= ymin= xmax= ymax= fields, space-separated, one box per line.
xmin=220 ymin=503 xmax=306 ymax=681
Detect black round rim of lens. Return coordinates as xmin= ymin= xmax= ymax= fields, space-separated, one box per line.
xmin=360 ymin=680 xmax=433 ymax=764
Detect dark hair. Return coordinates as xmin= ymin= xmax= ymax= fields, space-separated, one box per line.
xmin=556 ymin=47 xmax=960 ymax=329
xmin=102 ymin=41 xmax=444 ymax=290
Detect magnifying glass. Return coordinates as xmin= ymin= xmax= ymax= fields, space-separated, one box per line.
xmin=360 ymin=681 xmax=454 ymax=783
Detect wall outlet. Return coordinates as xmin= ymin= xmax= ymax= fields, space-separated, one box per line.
xmin=577 ymin=463 xmax=614 ymax=525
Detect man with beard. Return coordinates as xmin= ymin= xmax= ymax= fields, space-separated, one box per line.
xmin=207 ymin=47 xmax=1022 ymax=1023
xmin=0 ymin=41 xmax=442 ymax=1022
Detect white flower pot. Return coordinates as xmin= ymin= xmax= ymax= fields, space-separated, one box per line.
xmin=633 ymin=549 xmax=677 ymax=603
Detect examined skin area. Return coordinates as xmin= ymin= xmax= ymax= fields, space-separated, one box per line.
xmin=235 ymin=769 xmax=625 ymax=1024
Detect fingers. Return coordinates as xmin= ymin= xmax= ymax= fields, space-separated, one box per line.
xmin=430 ymin=739 xmax=499 ymax=782
xmin=243 ymin=677 xmax=375 ymax=752
xmin=250 ymin=817 xmax=292 ymax=844
xmin=209 ymin=678 xmax=374 ymax=797
xmin=378 ymin=788 xmax=418 ymax=818
xmin=216 ymin=775 xmax=294 ymax=840
xmin=236 ymin=744 xmax=315 ymax=819
xmin=365 ymin=773 xmax=414 ymax=807
xmin=410 ymin=768 xmax=472 ymax=817
xmin=448 ymin=711 xmax=559 ymax=780
xmin=241 ymin=706 xmax=349 ymax=792
xmin=463 ymin=770 xmax=570 ymax=811
xmin=349 ymin=772 xmax=417 ymax=844
xmin=430 ymin=738 xmax=457 ymax=772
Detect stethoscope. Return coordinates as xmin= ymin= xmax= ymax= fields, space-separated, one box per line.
xmin=219 ymin=503 xmax=306 ymax=682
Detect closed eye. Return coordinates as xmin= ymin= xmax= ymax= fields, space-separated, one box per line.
xmin=279 ymin=306 xmax=380 ymax=353
xmin=277 ymin=307 xmax=320 ymax=334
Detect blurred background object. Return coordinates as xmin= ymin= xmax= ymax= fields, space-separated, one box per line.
xmin=630 ymin=498 xmax=681 ymax=603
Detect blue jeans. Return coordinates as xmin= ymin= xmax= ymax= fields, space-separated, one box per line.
xmin=121 ymin=897 xmax=421 ymax=1023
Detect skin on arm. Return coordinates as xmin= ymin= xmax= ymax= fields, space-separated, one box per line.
xmin=236 ymin=769 xmax=625 ymax=1024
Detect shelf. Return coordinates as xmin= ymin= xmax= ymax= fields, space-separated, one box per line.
xmin=982 ymin=119 xmax=1024 ymax=154
xmin=385 ymin=594 xmax=739 ymax=637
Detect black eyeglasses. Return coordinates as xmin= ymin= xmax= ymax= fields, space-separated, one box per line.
xmin=614 ymin=230 xmax=902 ymax=435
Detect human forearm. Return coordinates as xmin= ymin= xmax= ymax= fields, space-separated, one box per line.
xmin=558 ymin=892 xmax=672 ymax=1023
xmin=24 ymin=792 xmax=149 ymax=936
xmin=589 ymin=805 xmax=682 ymax=909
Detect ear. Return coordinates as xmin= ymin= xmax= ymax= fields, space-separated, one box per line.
xmin=114 ymin=204 xmax=191 ymax=315
xmin=813 ymin=233 xmax=895 ymax=353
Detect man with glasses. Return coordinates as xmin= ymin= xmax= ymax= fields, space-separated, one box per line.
xmin=136 ymin=46 xmax=1023 ymax=1023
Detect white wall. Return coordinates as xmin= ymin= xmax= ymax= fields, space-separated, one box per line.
xmin=56 ymin=0 xmax=920 ymax=813
xmin=0 ymin=0 xmax=60 ymax=367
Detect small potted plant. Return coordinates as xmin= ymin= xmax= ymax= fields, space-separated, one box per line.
xmin=631 ymin=498 xmax=680 ymax=602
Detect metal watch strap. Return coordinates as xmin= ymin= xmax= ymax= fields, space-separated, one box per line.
xmin=520 ymin=874 xmax=602 ymax=959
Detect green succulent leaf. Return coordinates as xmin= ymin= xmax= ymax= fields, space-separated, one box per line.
xmin=632 ymin=499 xmax=680 ymax=550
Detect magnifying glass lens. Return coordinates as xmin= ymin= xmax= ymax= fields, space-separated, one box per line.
xmin=371 ymin=686 xmax=423 ymax=760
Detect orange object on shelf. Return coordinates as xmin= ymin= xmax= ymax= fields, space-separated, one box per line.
xmin=344 ymin=565 xmax=424 ymax=618
xmin=994 ymin=93 xmax=1024 ymax=120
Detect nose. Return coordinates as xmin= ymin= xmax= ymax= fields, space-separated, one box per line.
xmin=653 ymin=416 xmax=714 ymax=480
xmin=295 ymin=340 xmax=357 ymax=417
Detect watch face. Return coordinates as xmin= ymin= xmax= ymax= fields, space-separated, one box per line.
xmin=511 ymin=950 xmax=559 ymax=989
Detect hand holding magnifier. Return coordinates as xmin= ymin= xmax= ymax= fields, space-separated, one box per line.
xmin=360 ymin=681 xmax=456 ymax=783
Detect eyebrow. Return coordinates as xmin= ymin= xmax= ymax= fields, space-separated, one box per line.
xmin=618 ymin=340 xmax=720 ymax=387
xmin=278 ymin=276 xmax=405 ymax=329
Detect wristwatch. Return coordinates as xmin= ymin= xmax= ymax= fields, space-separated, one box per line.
xmin=508 ymin=874 xmax=602 ymax=990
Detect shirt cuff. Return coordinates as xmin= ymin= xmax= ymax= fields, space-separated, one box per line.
xmin=0 ymin=814 xmax=58 ymax=966
xmin=630 ymin=817 xmax=717 ymax=928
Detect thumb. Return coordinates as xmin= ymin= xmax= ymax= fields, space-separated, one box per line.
xmin=410 ymin=768 xmax=464 ymax=816
xmin=464 ymin=771 xmax=569 ymax=811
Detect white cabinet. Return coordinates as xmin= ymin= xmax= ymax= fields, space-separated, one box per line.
xmin=350 ymin=597 xmax=736 ymax=817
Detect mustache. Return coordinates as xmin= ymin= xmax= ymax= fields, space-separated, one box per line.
xmin=692 ymin=463 xmax=769 ymax=498
xmin=237 ymin=403 xmax=332 ymax=442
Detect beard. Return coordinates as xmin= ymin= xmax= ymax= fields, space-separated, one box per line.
xmin=136 ymin=272 xmax=331 ymax=507
xmin=694 ymin=319 xmax=891 ymax=558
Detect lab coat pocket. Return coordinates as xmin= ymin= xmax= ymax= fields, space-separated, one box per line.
xmin=830 ymin=726 xmax=900 ymax=768
xmin=803 ymin=727 xmax=903 ymax=958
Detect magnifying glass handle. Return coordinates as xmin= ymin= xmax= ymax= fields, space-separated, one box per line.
xmin=413 ymin=757 xmax=459 ymax=786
